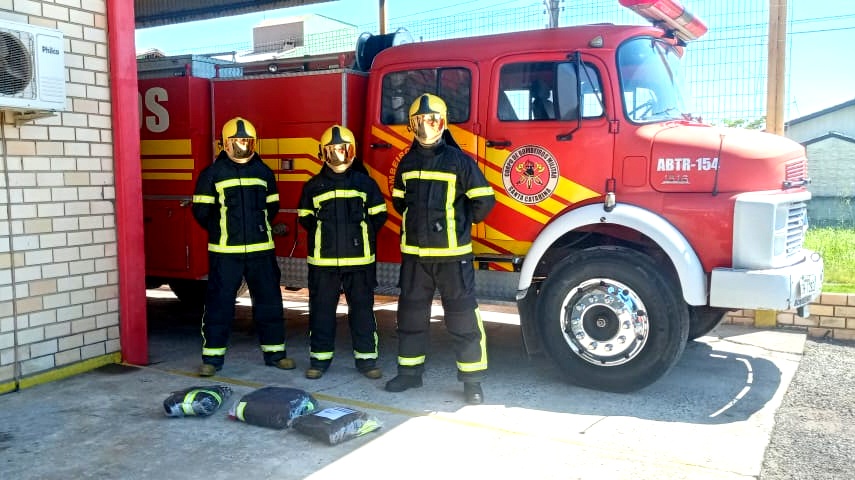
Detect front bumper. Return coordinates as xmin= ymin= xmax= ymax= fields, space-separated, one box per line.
xmin=709 ymin=249 xmax=823 ymax=314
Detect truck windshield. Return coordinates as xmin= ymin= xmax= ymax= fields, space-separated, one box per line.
xmin=618 ymin=37 xmax=690 ymax=123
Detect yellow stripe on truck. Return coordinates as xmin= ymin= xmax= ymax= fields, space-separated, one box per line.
xmin=143 ymin=172 xmax=193 ymax=180
xmin=141 ymin=139 xmax=192 ymax=155
xmin=277 ymin=137 xmax=322 ymax=155
xmin=142 ymin=158 xmax=194 ymax=170
xmin=370 ymin=125 xmax=410 ymax=150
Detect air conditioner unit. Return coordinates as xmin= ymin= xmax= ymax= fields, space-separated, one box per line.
xmin=0 ymin=19 xmax=65 ymax=112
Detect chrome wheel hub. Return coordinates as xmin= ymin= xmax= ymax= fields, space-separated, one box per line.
xmin=560 ymin=278 xmax=649 ymax=366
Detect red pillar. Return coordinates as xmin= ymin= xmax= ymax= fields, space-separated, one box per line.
xmin=107 ymin=1 xmax=148 ymax=364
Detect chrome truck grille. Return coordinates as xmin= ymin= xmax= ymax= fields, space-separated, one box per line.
xmin=732 ymin=190 xmax=811 ymax=270
xmin=786 ymin=201 xmax=807 ymax=256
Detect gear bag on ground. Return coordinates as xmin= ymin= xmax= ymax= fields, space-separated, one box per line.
xmin=228 ymin=386 xmax=317 ymax=429
xmin=163 ymin=385 xmax=233 ymax=417
xmin=292 ymin=406 xmax=382 ymax=445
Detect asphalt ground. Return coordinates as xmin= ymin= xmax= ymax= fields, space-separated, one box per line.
xmin=1 ymin=288 xmax=852 ymax=480
xmin=759 ymin=337 xmax=855 ymax=480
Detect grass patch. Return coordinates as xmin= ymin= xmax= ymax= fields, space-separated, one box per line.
xmin=805 ymin=226 xmax=855 ymax=292
xmin=822 ymin=284 xmax=855 ymax=294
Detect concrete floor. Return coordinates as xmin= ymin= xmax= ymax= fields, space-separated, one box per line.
xmin=0 ymin=289 xmax=808 ymax=480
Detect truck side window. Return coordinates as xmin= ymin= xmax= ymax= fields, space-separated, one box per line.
xmin=381 ymin=68 xmax=471 ymax=125
xmin=617 ymin=38 xmax=686 ymax=123
xmin=576 ymin=63 xmax=604 ymax=119
xmin=498 ymin=61 xmax=603 ymax=121
xmin=498 ymin=62 xmax=553 ymax=121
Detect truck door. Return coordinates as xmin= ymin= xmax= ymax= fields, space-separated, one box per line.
xmin=482 ymin=54 xmax=613 ymax=247
xmin=365 ymin=64 xmax=478 ymax=262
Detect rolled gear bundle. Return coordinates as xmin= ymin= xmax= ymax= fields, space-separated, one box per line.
xmin=163 ymin=385 xmax=233 ymax=417
xmin=228 ymin=386 xmax=317 ymax=429
xmin=292 ymin=406 xmax=382 ymax=445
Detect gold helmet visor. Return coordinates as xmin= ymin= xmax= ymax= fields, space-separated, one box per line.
xmin=222 ymin=117 xmax=257 ymax=161
xmin=320 ymin=125 xmax=356 ymax=173
xmin=408 ymin=94 xmax=447 ymax=147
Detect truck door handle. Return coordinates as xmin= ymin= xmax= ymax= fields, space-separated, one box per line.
xmin=370 ymin=142 xmax=391 ymax=149
xmin=485 ymin=139 xmax=512 ymax=148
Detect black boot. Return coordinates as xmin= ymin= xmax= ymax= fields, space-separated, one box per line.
xmin=384 ymin=374 xmax=423 ymax=392
xmin=464 ymin=382 xmax=483 ymax=404
xmin=198 ymin=363 xmax=221 ymax=377
xmin=356 ymin=360 xmax=382 ymax=379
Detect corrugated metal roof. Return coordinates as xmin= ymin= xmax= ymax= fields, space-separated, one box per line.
xmin=786 ymin=98 xmax=855 ymax=127
xmin=134 ymin=0 xmax=333 ymax=29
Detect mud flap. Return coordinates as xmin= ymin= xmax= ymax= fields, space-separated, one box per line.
xmin=517 ymin=287 xmax=543 ymax=355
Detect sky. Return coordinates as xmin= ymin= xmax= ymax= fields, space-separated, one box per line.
xmin=785 ymin=0 xmax=855 ymax=118
xmin=135 ymin=0 xmax=855 ymax=121
xmin=134 ymin=0 xmax=514 ymax=53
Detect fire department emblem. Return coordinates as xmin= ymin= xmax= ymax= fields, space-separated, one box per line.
xmin=501 ymin=145 xmax=560 ymax=204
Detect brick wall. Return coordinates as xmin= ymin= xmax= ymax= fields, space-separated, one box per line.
xmin=723 ymin=293 xmax=855 ymax=341
xmin=0 ymin=1 xmax=119 ymax=386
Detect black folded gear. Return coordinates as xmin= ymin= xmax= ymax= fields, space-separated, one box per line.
xmin=293 ymin=406 xmax=381 ymax=445
xmin=229 ymin=386 xmax=317 ymax=429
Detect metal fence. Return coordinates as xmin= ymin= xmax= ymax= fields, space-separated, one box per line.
xmin=379 ymin=0 xmax=772 ymax=125
xmin=165 ymin=1 xmax=780 ymax=125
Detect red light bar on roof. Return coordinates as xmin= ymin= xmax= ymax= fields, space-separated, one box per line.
xmin=619 ymin=0 xmax=708 ymax=42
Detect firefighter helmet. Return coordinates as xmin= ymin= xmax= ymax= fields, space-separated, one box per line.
xmin=408 ymin=93 xmax=447 ymax=147
xmin=319 ymin=125 xmax=357 ymax=173
xmin=222 ymin=117 xmax=257 ymax=162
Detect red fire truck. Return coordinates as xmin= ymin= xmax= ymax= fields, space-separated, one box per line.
xmin=138 ymin=0 xmax=823 ymax=392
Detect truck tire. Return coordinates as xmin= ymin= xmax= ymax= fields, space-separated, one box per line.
xmin=168 ymin=280 xmax=207 ymax=308
xmin=687 ymin=306 xmax=730 ymax=341
xmin=536 ymin=247 xmax=689 ymax=393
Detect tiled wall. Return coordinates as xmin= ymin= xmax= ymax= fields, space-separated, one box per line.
xmin=0 ymin=1 xmax=119 ymax=385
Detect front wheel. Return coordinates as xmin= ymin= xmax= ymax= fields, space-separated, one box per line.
xmin=537 ymin=247 xmax=689 ymax=393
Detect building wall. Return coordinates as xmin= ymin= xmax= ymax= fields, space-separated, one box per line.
xmin=254 ymin=21 xmax=304 ymax=51
xmin=804 ymin=137 xmax=855 ymax=226
xmin=806 ymin=137 xmax=855 ymax=197
xmin=808 ymin=196 xmax=855 ymax=228
xmin=785 ymin=101 xmax=855 ymax=227
xmin=0 ymin=1 xmax=119 ymax=387
xmin=245 ymin=14 xmax=356 ymax=59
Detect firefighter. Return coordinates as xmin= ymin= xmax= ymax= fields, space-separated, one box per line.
xmin=297 ymin=125 xmax=388 ymax=380
xmin=191 ymin=116 xmax=294 ymax=376
xmin=385 ymin=94 xmax=496 ymax=404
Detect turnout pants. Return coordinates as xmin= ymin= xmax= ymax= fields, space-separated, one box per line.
xmin=396 ymin=258 xmax=487 ymax=382
xmin=201 ymin=252 xmax=286 ymax=367
xmin=307 ymin=267 xmax=379 ymax=371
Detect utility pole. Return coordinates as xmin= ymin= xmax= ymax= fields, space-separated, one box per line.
xmin=378 ymin=0 xmax=386 ymax=34
xmin=757 ymin=0 xmax=788 ymax=328
xmin=545 ymin=0 xmax=561 ymax=29
xmin=765 ymin=0 xmax=787 ymax=135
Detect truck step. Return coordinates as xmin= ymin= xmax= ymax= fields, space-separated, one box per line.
xmin=474 ymin=254 xmax=524 ymax=272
